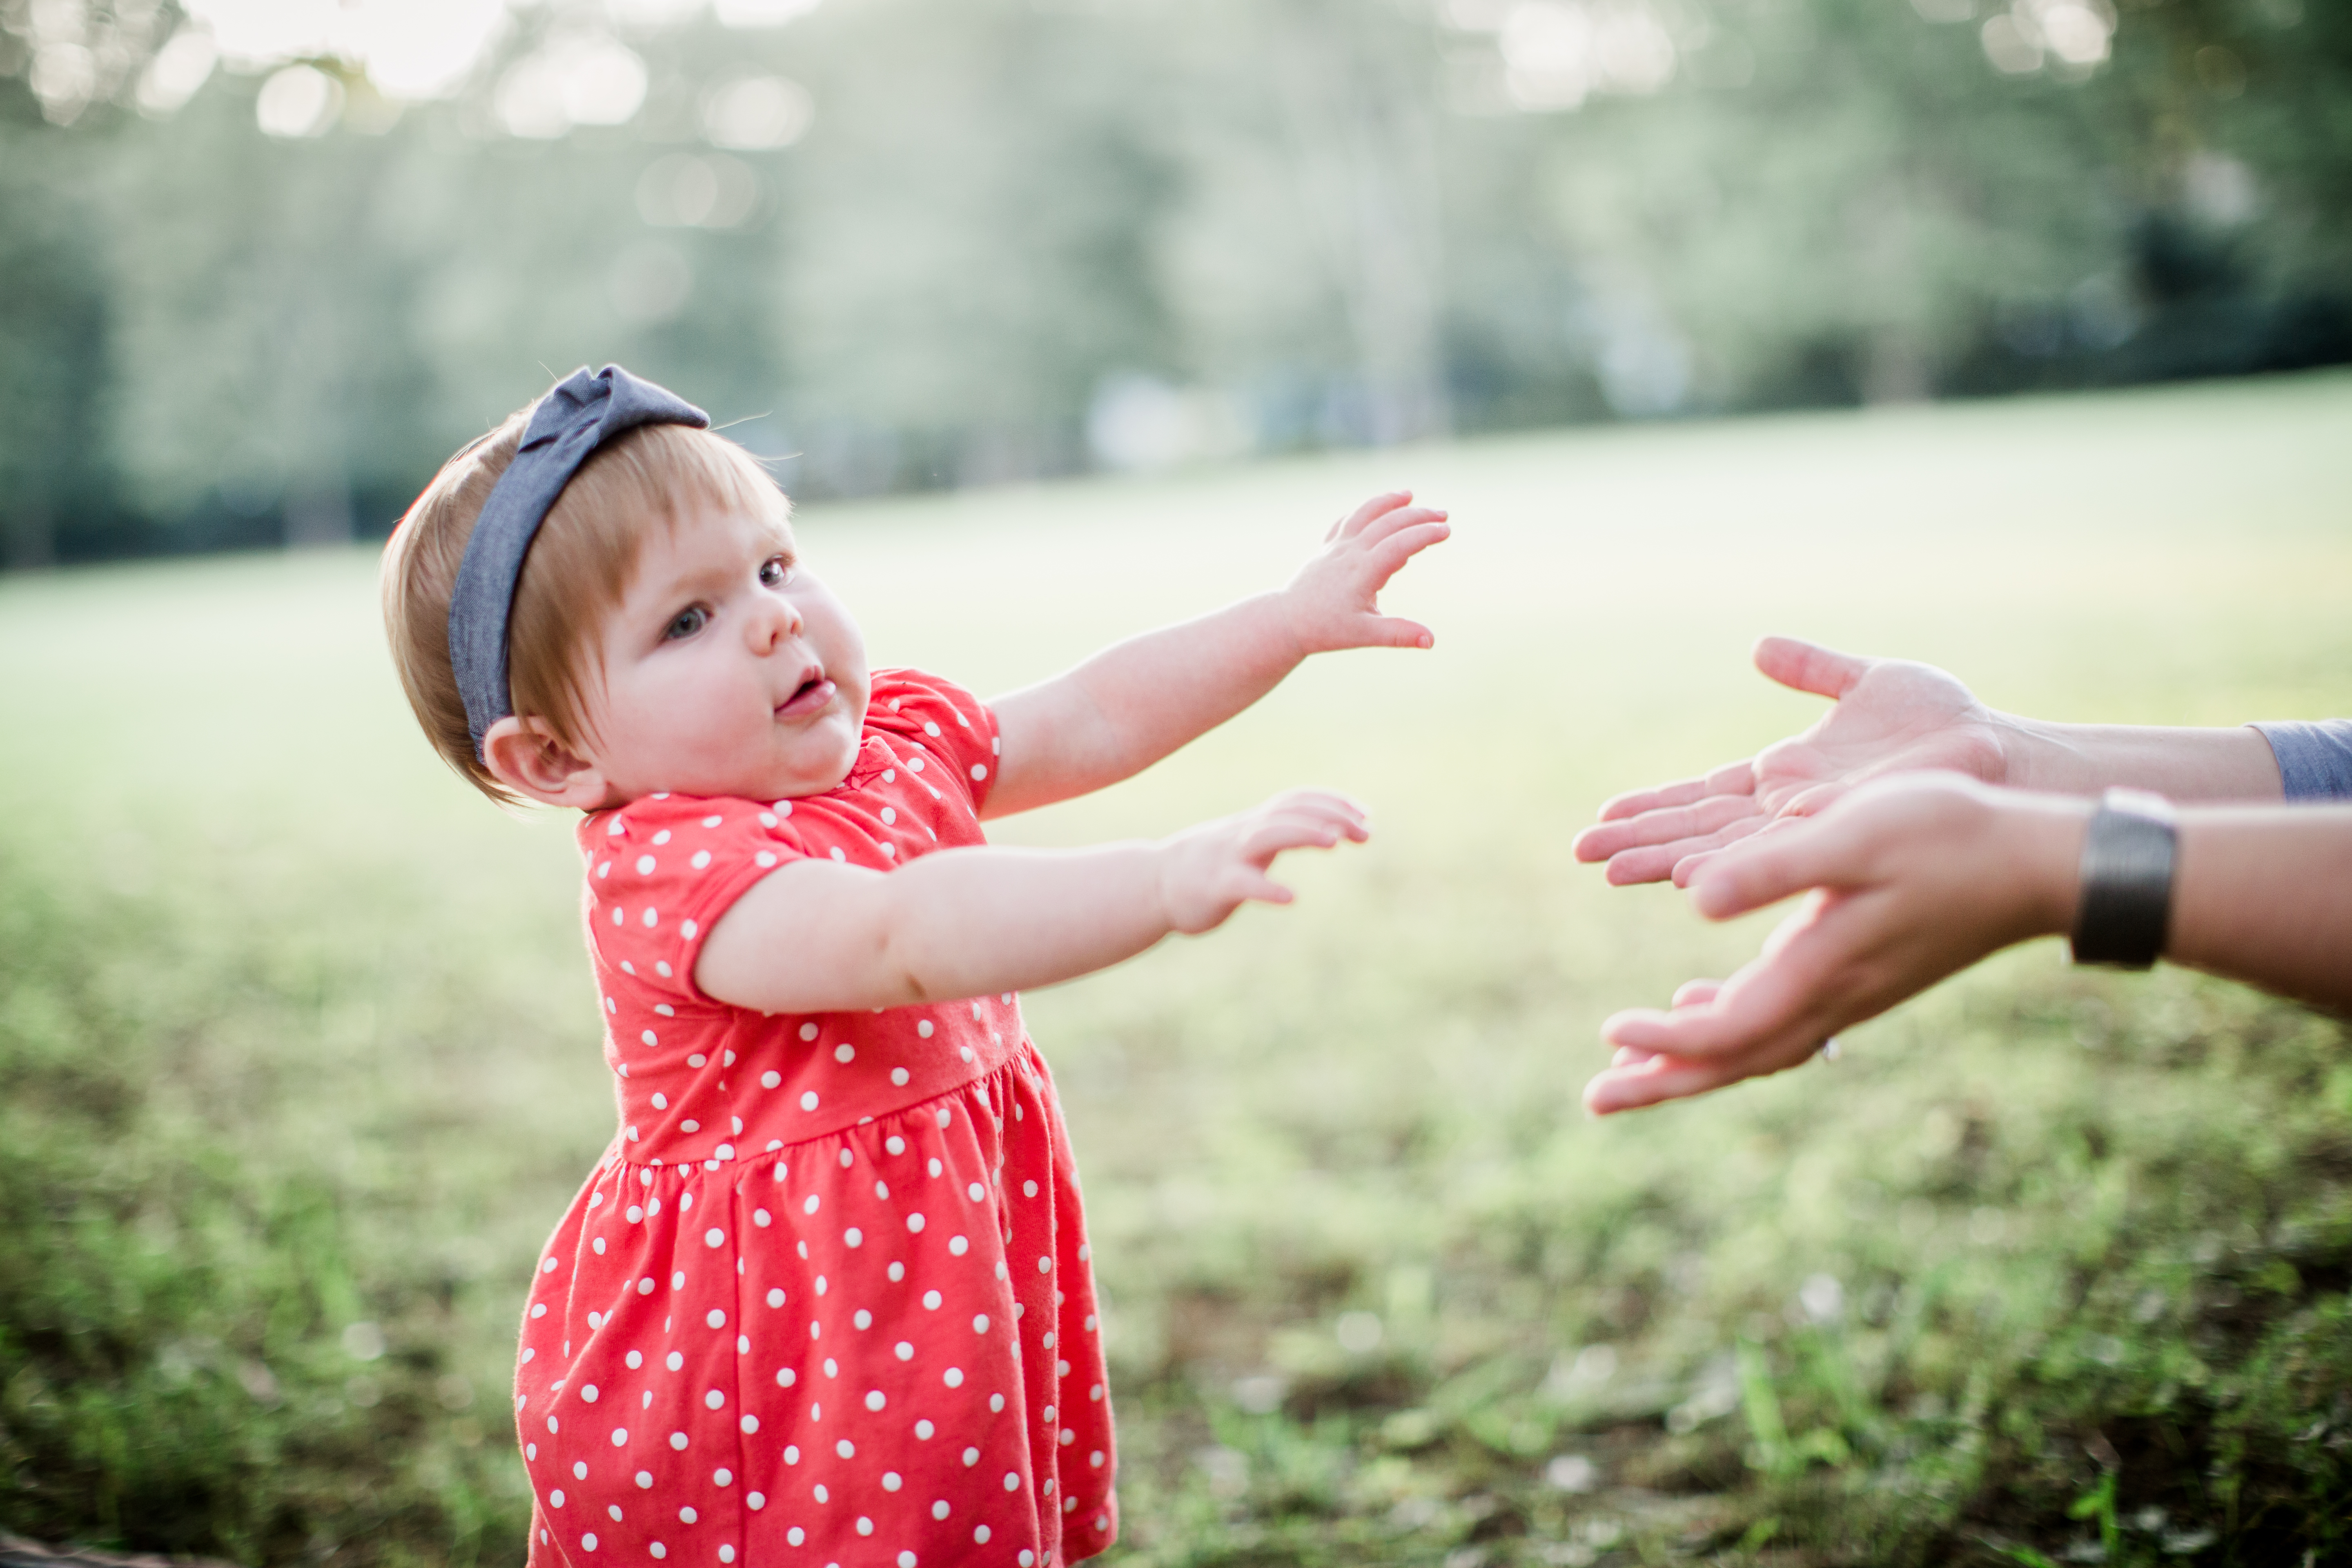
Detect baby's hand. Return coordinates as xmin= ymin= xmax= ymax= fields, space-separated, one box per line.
xmin=1157 ymin=788 xmax=1370 ymax=934
xmin=1281 ymin=491 xmax=1450 ymax=656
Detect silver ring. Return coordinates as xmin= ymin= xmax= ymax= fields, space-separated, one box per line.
xmin=1818 ymin=1036 xmax=1841 ymax=1062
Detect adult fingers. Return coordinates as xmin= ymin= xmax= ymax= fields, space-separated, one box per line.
xmin=1573 ymin=791 xmax=1760 ymax=863
xmin=1753 ymin=635 xmax=1869 ymax=701
xmin=1335 ymin=490 xmax=1413 ymax=540
xmin=1585 ymin=1042 xmax=1808 ymax=1114
xmin=1665 ymin=814 xmax=1775 ymax=886
xmin=1591 ymin=760 xmax=1756 ymax=825
xmin=1683 ymin=810 xmax=1871 ymax=922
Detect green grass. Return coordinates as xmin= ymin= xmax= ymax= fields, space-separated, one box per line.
xmin=4 ymin=373 xmax=2351 ymax=1565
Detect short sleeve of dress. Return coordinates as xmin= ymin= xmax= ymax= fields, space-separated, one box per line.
xmin=581 ymin=794 xmax=808 ymax=1005
xmin=866 ymin=668 xmax=1001 ymax=814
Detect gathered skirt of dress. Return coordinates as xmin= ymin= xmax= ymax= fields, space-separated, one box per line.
xmin=516 ymin=1044 xmax=1117 ymax=1568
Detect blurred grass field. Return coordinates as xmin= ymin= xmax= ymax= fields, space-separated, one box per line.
xmin=4 ymin=374 xmax=2352 ymax=1566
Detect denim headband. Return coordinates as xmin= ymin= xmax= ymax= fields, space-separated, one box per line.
xmin=448 ymin=364 xmax=708 ymax=757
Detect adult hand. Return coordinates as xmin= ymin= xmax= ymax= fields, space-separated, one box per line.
xmin=1279 ymin=491 xmax=1450 ymax=655
xmin=1570 ymin=637 xmax=2011 ymax=887
xmin=1582 ymin=774 xmax=2088 ymax=1115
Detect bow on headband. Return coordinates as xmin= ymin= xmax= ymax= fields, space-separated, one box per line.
xmin=447 ymin=364 xmax=709 ymax=756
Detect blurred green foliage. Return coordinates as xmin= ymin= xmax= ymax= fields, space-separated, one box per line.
xmin=2 ymin=380 xmax=2351 ymax=1562
xmin=1 ymin=0 xmax=2348 ymax=564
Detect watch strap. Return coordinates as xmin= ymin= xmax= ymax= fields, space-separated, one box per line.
xmin=2070 ymin=788 xmax=2176 ymax=970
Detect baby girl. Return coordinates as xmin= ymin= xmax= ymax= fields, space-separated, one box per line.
xmin=380 ymin=366 xmax=1448 ymax=1567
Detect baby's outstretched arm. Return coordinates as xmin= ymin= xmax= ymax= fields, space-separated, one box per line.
xmin=980 ymin=491 xmax=1449 ymax=817
xmin=696 ymin=789 xmax=1367 ymax=1014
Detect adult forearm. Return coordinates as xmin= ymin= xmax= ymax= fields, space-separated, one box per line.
xmin=1999 ymin=718 xmax=2283 ymax=802
xmin=2166 ymin=808 xmax=2352 ymax=1009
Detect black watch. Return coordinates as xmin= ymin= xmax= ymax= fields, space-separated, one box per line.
xmin=2069 ymin=788 xmax=2176 ymax=970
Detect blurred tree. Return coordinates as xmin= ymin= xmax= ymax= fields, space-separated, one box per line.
xmin=0 ymin=0 xmax=2343 ymax=561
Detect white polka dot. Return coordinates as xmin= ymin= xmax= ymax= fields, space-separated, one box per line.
xmin=855 ymin=1519 xmax=872 ymax=1537
xmin=1004 ymin=1472 xmax=1020 ymax=1492
xmin=853 ymin=1308 xmax=873 ymax=1329
xmin=835 ymin=1043 xmax=855 ymax=1063
xmin=649 ymin=1546 xmax=665 ymax=1560
xmin=624 ymin=1351 xmax=642 ymax=1369
xmin=949 ymin=1236 xmax=969 ymax=1256
xmin=886 ymin=1135 xmax=906 ymax=1156
xmin=916 ymin=1020 xmax=933 ymax=1038
xmin=888 ymin=1261 xmax=905 ymax=1281
xmin=575 ymin=1461 xmax=589 ymax=1479
xmin=784 ymin=1444 xmax=800 ymax=1463
xmin=928 ymin=1158 xmax=943 ymax=1177
xmin=891 ymin=1067 xmax=910 ymax=1086
xmin=803 ymin=1194 xmax=820 ymax=1215
xmin=666 ymin=1351 xmax=683 ymax=1370
xmin=715 ymin=1468 xmax=733 ymax=1486
xmin=1039 ymin=1256 xmax=1053 ymax=1273
xmin=944 ymin=1368 xmax=963 ymax=1387
xmin=652 ymin=828 xmax=671 ymax=843
xmin=990 ymin=1394 xmax=1005 ymax=1411
xmin=777 ymin=1368 xmax=796 ymax=1388
xmin=786 ymin=1528 xmax=804 ymax=1547
xmin=704 ymin=1227 xmax=724 ymax=1248
xmin=642 ymin=908 xmax=658 ymax=929
xmin=706 ymin=1309 xmax=726 ymax=1328
xmin=679 ymin=1120 xmax=698 ymax=1133
xmin=580 ymin=1385 xmax=599 ymax=1403
xmin=800 ymin=1091 xmax=819 ymax=1111
xmin=1023 ymin=1180 xmax=1039 ymax=1198
xmin=962 ymin=1446 xmax=979 ymax=1466
xmin=636 ymin=855 xmax=656 ymax=875
xmin=682 ymin=920 xmax=697 ymax=939
xmin=741 ymin=1414 xmax=759 ymax=1434
xmin=688 ymin=1053 xmax=706 ymax=1068
xmin=971 ymin=764 xmax=987 ymax=781
xmin=865 ymin=1390 xmax=886 ymax=1411
xmin=836 ymin=1439 xmax=855 ymax=1458
xmin=609 ymin=1428 xmax=628 ymax=1446
xmin=581 ymin=1533 xmax=596 ymax=1551
xmin=704 ymin=1390 xmax=725 ymax=1410
xmin=923 ymin=1290 xmax=942 ymax=1309
xmin=972 ymin=1314 xmax=989 ymax=1334
xmin=747 ymin=1491 xmax=765 ymax=1510
xmin=976 ymin=1526 xmax=992 ymax=1544
xmin=760 ymin=1070 xmax=781 ymax=1089
xmin=550 ymin=1489 xmax=565 ymax=1507
xmin=635 ymin=1470 xmax=652 ymax=1488
xmin=701 ymin=814 xmax=722 ymax=829
xmin=755 ymin=852 xmax=777 ymax=869
xmin=831 ymin=847 xmax=846 ymax=862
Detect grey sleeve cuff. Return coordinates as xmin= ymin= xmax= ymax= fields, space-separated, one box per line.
xmin=2250 ymin=719 xmax=2352 ymax=802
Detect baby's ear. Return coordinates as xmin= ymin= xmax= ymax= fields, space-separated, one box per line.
xmin=482 ymin=715 xmax=609 ymax=808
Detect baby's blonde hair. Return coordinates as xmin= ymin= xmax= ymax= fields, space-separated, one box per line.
xmin=382 ymin=404 xmax=791 ymax=805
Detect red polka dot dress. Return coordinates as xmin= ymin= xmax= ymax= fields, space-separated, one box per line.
xmin=517 ymin=670 xmax=1118 ymax=1568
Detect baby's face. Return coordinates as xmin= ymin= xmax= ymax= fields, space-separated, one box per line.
xmin=578 ymin=506 xmax=869 ymax=804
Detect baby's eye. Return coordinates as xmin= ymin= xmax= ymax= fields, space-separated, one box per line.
xmin=664 ymin=605 xmax=709 ymax=641
xmin=759 ymin=557 xmax=795 ymax=589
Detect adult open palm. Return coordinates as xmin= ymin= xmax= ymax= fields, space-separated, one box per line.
xmin=1571 ymin=637 xmax=2011 ymax=886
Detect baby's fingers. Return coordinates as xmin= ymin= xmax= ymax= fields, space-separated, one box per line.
xmin=1332 ymin=490 xmax=1414 ymax=541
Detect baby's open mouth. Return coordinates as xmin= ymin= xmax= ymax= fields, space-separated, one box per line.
xmin=775 ymin=673 xmax=836 ymax=719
